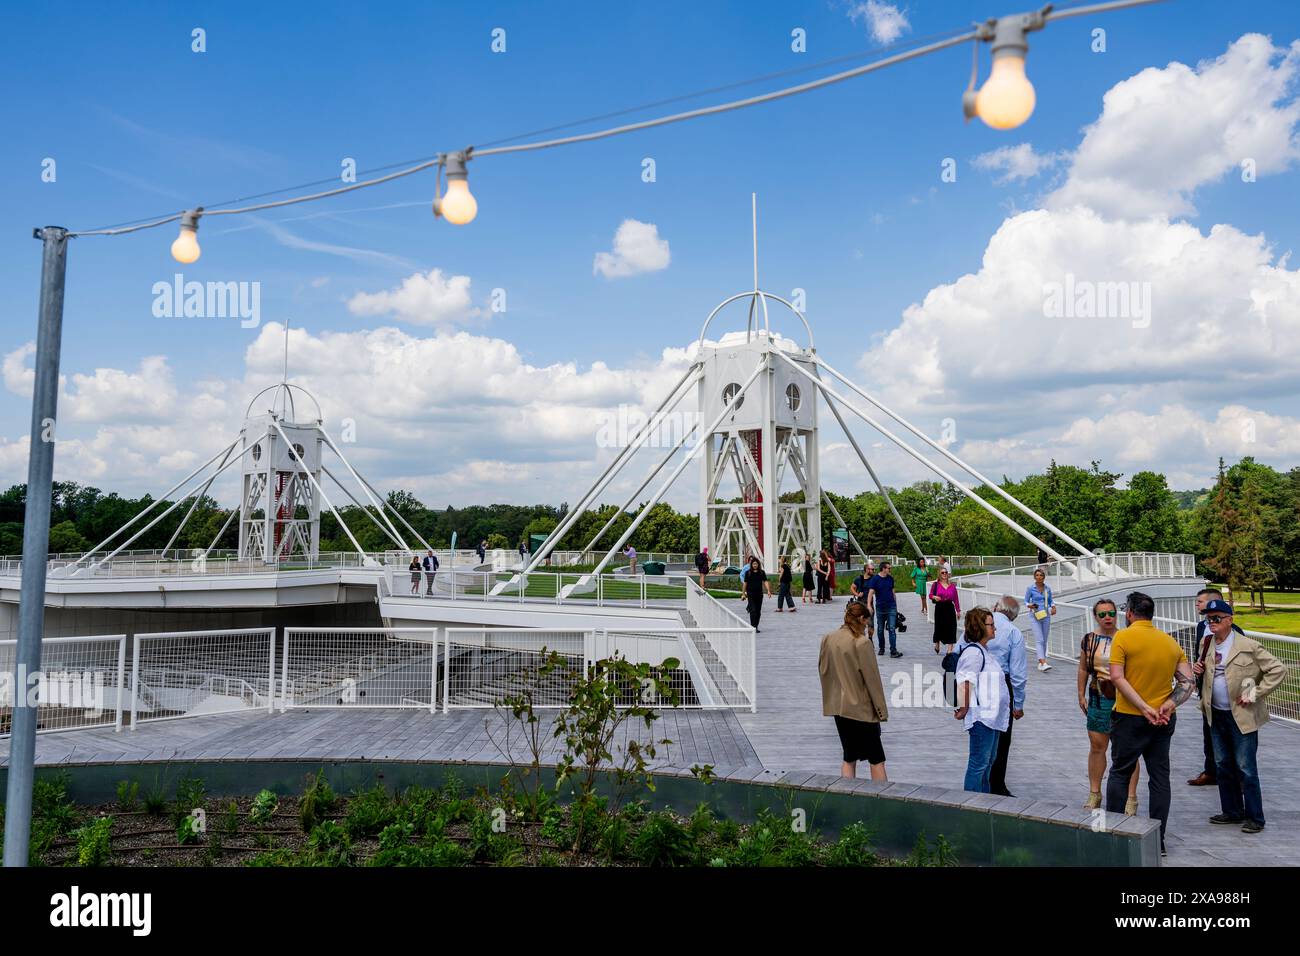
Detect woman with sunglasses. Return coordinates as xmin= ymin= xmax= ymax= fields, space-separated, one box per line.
xmin=929 ymin=568 xmax=961 ymax=655
xmin=1077 ymin=598 xmax=1139 ymax=813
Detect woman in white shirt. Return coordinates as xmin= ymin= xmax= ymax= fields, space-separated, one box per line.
xmin=955 ymin=607 xmax=1010 ymax=793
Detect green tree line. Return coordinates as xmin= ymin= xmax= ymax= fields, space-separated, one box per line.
xmin=2 ymin=456 xmax=1296 ymax=587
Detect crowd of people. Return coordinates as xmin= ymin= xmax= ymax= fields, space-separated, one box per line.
xmin=808 ymin=561 xmax=1289 ymax=858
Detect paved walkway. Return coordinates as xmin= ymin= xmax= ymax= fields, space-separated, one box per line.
xmin=737 ymin=590 xmax=1300 ymax=867
xmin=4 ymin=590 xmax=1296 ymax=867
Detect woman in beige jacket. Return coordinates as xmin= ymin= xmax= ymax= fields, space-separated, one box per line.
xmin=819 ymin=601 xmax=889 ymax=780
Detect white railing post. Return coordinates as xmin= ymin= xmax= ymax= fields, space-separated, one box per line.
xmin=129 ymin=635 xmax=141 ymax=731
xmin=266 ymin=626 xmax=277 ymax=713
xmin=114 ymin=635 xmax=127 ymax=732
xmin=442 ymin=628 xmax=450 ymax=713
xmin=280 ymin=629 xmax=291 ymax=712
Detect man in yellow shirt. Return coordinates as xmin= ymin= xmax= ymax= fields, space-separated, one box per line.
xmin=1107 ymin=591 xmax=1196 ymax=856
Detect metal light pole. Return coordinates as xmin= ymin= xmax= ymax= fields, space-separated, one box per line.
xmin=3 ymin=226 xmax=68 ymax=867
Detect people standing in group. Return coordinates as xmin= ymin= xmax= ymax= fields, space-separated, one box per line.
xmin=827 ymin=553 xmax=837 ymax=598
xmin=865 ymin=561 xmax=901 ymax=658
xmin=819 ymin=601 xmax=889 ymax=781
xmin=694 ymin=547 xmax=710 ymax=588
xmin=1194 ymin=599 xmax=1286 ymax=834
xmin=1024 ymin=568 xmax=1056 ymax=671
xmin=776 ymin=555 xmax=796 ymax=613
xmin=1107 ymin=591 xmax=1196 ymax=856
xmin=1077 ymin=598 xmax=1140 ymax=813
xmin=911 ymin=558 xmax=929 ymax=616
xmin=422 ymin=550 xmax=439 ymax=595
xmin=954 ymin=607 xmax=1009 ymax=794
xmin=741 ymin=556 xmax=772 ymax=631
xmin=929 ymin=568 xmax=961 ymax=655
xmin=802 ymin=553 xmax=815 ymax=604
xmin=408 ymin=555 xmax=422 ymax=594
xmin=623 ymin=545 xmax=637 ymax=573
xmin=987 ymin=596 xmax=1028 ymax=798
xmin=815 ymin=550 xmax=832 ymax=604
xmin=1187 ymin=587 xmax=1244 ymax=788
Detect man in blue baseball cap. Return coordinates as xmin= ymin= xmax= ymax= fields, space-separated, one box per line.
xmin=1192 ymin=599 xmax=1287 ymax=834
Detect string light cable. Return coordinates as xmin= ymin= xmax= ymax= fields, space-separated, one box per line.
xmin=60 ymin=0 xmax=1167 ymax=257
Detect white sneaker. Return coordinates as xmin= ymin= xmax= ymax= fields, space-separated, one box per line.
xmin=1037 ymin=661 xmax=1052 ymax=672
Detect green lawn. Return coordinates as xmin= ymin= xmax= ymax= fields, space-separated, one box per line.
xmin=1226 ymin=608 xmax=1300 ymax=639
xmin=1211 ymin=586 xmax=1300 ymax=607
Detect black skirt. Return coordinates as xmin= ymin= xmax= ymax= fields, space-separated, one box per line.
xmin=833 ymin=715 xmax=885 ymax=765
xmin=803 ymin=571 xmax=814 ymax=590
xmin=933 ymin=600 xmax=957 ymax=645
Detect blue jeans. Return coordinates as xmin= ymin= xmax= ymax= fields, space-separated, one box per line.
xmin=1209 ymin=709 xmax=1264 ymax=825
xmin=965 ymin=722 xmax=1001 ymax=793
xmin=875 ymin=605 xmax=897 ymax=653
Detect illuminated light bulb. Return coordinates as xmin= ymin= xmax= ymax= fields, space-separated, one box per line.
xmin=975 ymin=54 xmax=1036 ymax=130
xmin=438 ymin=178 xmax=478 ymax=225
xmin=171 ymin=209 xmax=202 ymax=263
xmin=432 ymin=152 xmax=478 ymax=225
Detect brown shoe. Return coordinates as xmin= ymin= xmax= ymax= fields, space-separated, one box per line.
xmin=1187 ymin=772 xmax=1217 ymax=786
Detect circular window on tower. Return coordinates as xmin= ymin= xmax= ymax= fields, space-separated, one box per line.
xmin=251 ymin=442 xmax=262 ymax=463
xmin=722 ymin=382 xmax=745 ymax=411
xmin=785 ymin=383 xmax=801 ymax=412
xmin=292 ymin=443 xmax=305 ymax=463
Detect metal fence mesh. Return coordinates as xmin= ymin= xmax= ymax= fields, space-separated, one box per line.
xmin=0 ymin=635 xmax=126 ymax=735
xmin=132 ymin=628 xmax=275 ymax=726
xmin=281 ymin=627 xmax=441 ymax=710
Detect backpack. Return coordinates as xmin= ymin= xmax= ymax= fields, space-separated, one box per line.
xmin=942 ymin=642 xmax=985 ymax=707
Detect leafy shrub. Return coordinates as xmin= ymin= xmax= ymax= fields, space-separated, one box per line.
xmin=597 ymin=815 xmax=630 ymax=861
xmin=74 ymin=816 xmax=113 ymax=867
xmin=33 ymin=774 xmax=79 ymax=835
xmin=300 ymin=770 xmax=338 ymax=833
xmin=905 ymin=832 xmax=957 ymax=867
xmin=172 ymin=776 xmax=207 ymax=826
xmin=823 ymin=822 xmax=878 ymax=867
xmin=176 ymin=814 xmax=202 ymax=846
xmin=222 ymin=800 xmax=240 ymax=836
xmin=115 ymin=780 xmax=140 ymax=812
xmin=142 ymin=786 xmax=168 ymax=818
xmin=305 ymin=821 xmax=353 ymax=867
xmin=629 ymin=811 xmax=693 ymax=867
xmin=249 ymin=790 xmax=278 ymax=828
xmin=344 ymin=784 xmax=396 ymax=838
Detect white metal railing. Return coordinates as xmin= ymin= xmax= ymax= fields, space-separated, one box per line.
xmin=131 ymin=627 xmax=275 ymax=727
xmin=0 ymin=635 xmax=127 ymax=736
xmin=442 ymin=626 xmax=755 ymax=711
xmin=954 ymin=552 xmax=1199 ymax=596
xmin=280 ymin=627 xmax=441 ymax=711
xmin=386 ymin=567 xmax=692 ymax=609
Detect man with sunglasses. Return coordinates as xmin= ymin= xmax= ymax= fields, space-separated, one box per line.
xmin=1187 ymin=587 xmax=1243 ymax=787
xmin=1193 ymin=599 xmax=1286 ymax=834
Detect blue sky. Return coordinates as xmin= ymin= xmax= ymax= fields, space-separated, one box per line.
xmin=2 ymin=0 xmax=1299 ymax=507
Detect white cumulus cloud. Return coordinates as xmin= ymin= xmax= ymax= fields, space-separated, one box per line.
xmin=848 ymin=1 xmax=910 ymax=45
xmin=347 ymin=268 xmax=480 ymax=326
xmin=593 ymin=220 xmax=671 ymax=279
